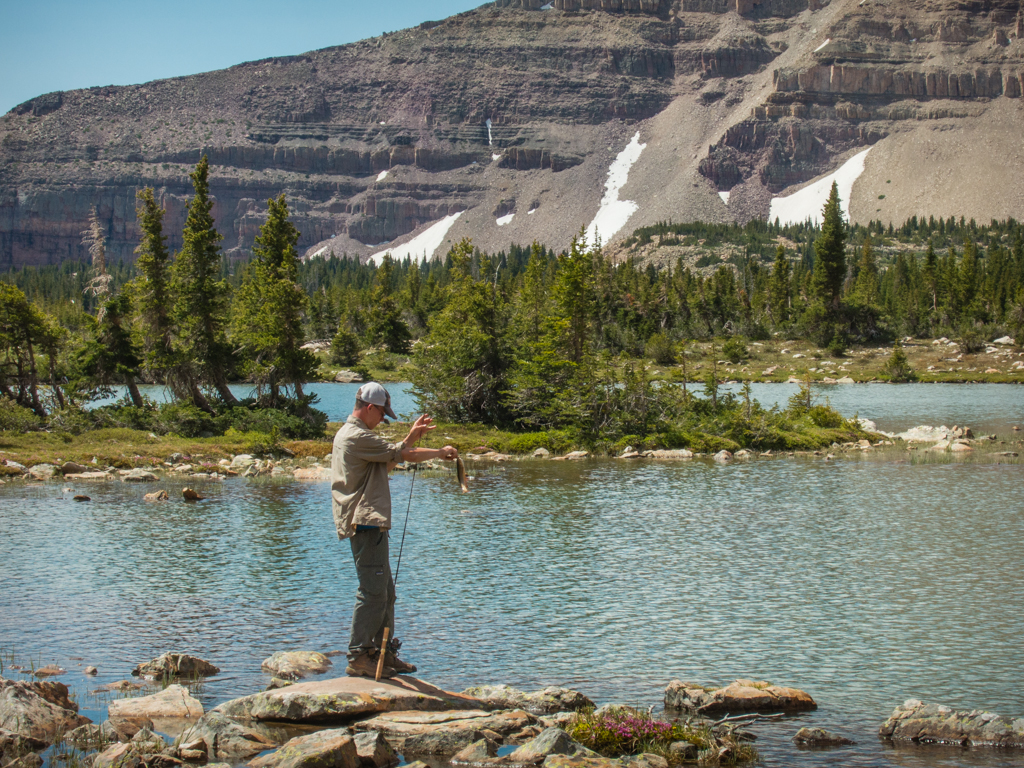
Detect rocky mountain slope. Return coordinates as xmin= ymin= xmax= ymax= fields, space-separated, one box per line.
xmin=2 ymin=0 xmax=1022 ymax=268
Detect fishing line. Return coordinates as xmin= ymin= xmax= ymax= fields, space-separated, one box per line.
xmin=394 ymin=464 xmax=417 ymax=586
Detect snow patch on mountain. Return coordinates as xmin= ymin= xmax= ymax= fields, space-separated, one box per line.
xmin=586 ymin=131 xmax=646 ymax=245
xmin=768 ymin=148 xmax=871 ymax=226
xmin=370 ymin=212 xmax=464 ymax=265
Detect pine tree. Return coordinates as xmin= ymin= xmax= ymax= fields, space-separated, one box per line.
xmin=852 ymin=238 xmax=879 ymax=305
xmin=169 ymin=156 xmax=238 ymax=411
xmin=131 ymin=188 xmax=173 ymax=380
xmin=812 ymin=182 xmax=847 ymax=310
xmin=231 ymin=194 xmax=317 ymax=404
xmin=75 ymin=292 xmax=145 ymax=407
xmin=411 ymin=239 xmax=511 ymax=423
xmin=365 ymin=254 xmax=411 ymax=353
xmin=768 ymin=244 xmax=791 ymax=325
xmin=923 ymin=239 xmax=938 ymax=312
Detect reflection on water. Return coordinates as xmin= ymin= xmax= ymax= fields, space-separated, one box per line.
xmin=91 ymin=382 xmax=1024 ymax=436
xmin=2 ymin=455 xmax=1022 ymax=767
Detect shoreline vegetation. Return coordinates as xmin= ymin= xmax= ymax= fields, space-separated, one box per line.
xmin=2 ymin=159 xmax=1022 ymax=467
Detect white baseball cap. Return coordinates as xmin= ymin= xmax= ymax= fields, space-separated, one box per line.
xmin=357 ymin=382 xmax=398 ymax=420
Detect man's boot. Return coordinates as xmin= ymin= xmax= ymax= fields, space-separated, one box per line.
xmin=346 ymin=652 xmax=396 ymax=679
xmin=384 ymin=649 xmax=417 ymax=674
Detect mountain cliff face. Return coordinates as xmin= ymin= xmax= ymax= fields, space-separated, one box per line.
xmin=2 ymin=0 xmax=1023 ymax=268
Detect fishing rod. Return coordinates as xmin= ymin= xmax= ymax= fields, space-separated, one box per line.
xmin=376 ymin=464 xmax=417 ymax=681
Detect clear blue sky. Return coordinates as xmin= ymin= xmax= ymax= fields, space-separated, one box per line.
xmin=0 ymin=0 xmax=484 ymax=114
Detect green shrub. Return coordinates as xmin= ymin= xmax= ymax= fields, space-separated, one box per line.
xmin=645 ymin=333 xmax=677 ymax=365
xmin=881 ymin=340 xmax=918 ymax=382
xmin=498 ymin=430 xmax=573 ymax=455
xmin=808 ymin=404 xmax=844 ymax=428
xmin=0 ymin=397 xmax=42 ymax=432
xmin=722 ymin=336 xmax=748 ymax=363
xmin=245 ymin=426 xmax=284 ymax=457
xmin=45 ymin=407 xmax=93 ymax=436
xmin=827 ymin=332 xmax=847 ymax=357
xmin=154 ymin=403 xmax=219 ymax=438
xmin=330 ymin=328 xmax=361 ymax=366
xmin=956 ymin=326 xmax=985 ymax=355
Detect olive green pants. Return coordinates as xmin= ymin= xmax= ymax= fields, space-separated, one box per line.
xmin=347 ymin=527 xmax=395 ymax=662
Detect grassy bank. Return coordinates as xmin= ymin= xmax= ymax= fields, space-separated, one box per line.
xmin=1 ymin=417 xmax=873 ymax=469
xmin=317 ymin=339 xmax=1024 ymax=388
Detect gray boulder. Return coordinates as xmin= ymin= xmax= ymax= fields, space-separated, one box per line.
xmin=508 ymin=728 xmax=595 ymax=762
xmin=193 ymin=712 xmax=278 ymax=759
xmin=248 ymin=728 xmax=359 ymax=768
xmin=451 ymin=738 xmax=498 ymax=764
xmin=460 ymin=686 xmax=593 ymax=715
xmin=793 ymin=727 xmax=853 ymax=746
xmin=107 ymin=685 xmax=203 ymax=720
xmin=260 ymin=652 xmax=332 ymax=681
xmin=122 ymin=469 xmax=159 ymax=482
xmin=880 ymin=699 xmax=1024 ymax=747
xmin=353 ymin=732 xmax=398 ymax=768
xmin=664 ymin=680 xmax=816 ymax=714
xmin=26 ymin=465 xmax=58 ymax=481
xmin=0 ymin=678 xmax=91 ymax=743
xmin=131 ymin=653 xmax=220 ymax=680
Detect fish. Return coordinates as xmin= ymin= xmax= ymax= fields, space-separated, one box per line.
xmin=456 ymin=457 xmax=469 ymax=493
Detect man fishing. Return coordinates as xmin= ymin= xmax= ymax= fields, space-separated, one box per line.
xmin=331 ymin=381 xmax=458 ymax=678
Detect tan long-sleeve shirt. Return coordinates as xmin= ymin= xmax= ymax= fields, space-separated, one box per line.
xmin=330 ymin=415 xmax=406 ymax=539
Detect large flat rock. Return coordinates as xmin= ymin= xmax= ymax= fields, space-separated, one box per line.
xmin=353 ymin=709 xmax=537 ymax=755
xmin=215 ymin=676 xmax=486 ymax=725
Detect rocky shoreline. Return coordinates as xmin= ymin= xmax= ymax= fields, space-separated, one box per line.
xmin=3 ymin=651 xmax=1022 ymax=768
xmin=1 ymin=420 xmax=1021 ymax=493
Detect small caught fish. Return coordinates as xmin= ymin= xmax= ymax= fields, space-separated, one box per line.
xmin=456 ymin=457 xmax=469 ymax=493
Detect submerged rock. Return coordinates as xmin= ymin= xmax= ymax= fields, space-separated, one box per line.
xmin=131 ymin=653 xmax=220 ymax=680
xmin=451 ymin=738 xmax=498 ymax=764
xmin=248 ymin=728 xmax=358 ymax=768
xmin=0 ymin=677 xmax=91 ymax=743
xmin=0 ymin=728 xmax=48 ymax=760
xmin=664 ymin=680 xmax=816 ymax=714
xmin=193 ymin=712 xmax=278 ymax=759
xmin=107 ymin=684 xmax=203 ymax=719
xmin=793 ymin=727 xmax=854 ymax=746
xmin=461 ymin=686 xmax=593 ymax=715
xmin=3 ymin=753 xmax=43 ymax=768
xmin=880 ymin=699 xmax=1024 ymax=747
xmin=713 ymin=450 xmax=732 ymax=462
xmin=261 ymin=652 xmax=332 ymax=681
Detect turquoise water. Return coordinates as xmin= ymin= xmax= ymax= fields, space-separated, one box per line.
xmin=2 ymin=452 xmax=1023 ymax=766
xmin=93 ymin=381 xmax=1024 ymax=435
xmin=4 ymin=383 xmax=1024 ymax=766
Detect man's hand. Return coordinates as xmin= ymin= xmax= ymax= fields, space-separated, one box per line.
xmin=440 ymin=445 xmax=458 ymax=461
xmin=404 ymin=414 xmax=436 ymax=446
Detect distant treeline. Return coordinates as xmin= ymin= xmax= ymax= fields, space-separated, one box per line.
xmin=3 ymin=164 xmax=1023 ymax=442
